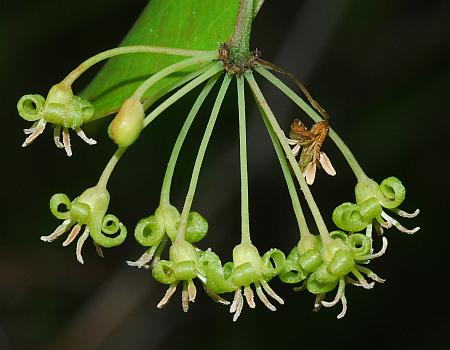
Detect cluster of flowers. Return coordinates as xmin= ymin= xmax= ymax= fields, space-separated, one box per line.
xmin=17 ymin=41 xmax=419 ymax=321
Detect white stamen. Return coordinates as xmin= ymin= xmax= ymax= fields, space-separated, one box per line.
xmin=355 ymin=265 xmax=385 ymax=283
xmin=40 ymin=219 xmax=72 ymax=242
xmin=291 ymin=144 xmax=301 ymax=156
xmin=336 ymin=293 xmax=347 ymax=319
xmin=76 ymin=227 xmax=90 ymax=264
xmin=356 ymin=236 xmax=388 ymax=261
xmin=319 ymin=152 xmax=336 ymax=176
xmin=365 ymin=224 xmax=373 ymax=240
xmin=53 ymin=126 xmax=64 ymax=148
xmin=182 ymin=282 xmax=189 ymax=312
xmin=187 ymin=280 xmax=197 ymax=302
xmin=243 ymin=286 xmax=256 ymax=308
xmin=314 ymin=294 xmax=324 ymax=311
xmin=371 ymin=236 xmax=388 ymax=259
xmin=230 ymin=289 xmax=244 ymax=322
xmin=351 ymin=268 xmax=374 ymax=289
xmin=391 ymin=208 xmax=420 ymax=218
xmin=255 ymin=282 xmax=276 ymax=311
xmin=346 ymin=276 xmax=361 ymax=287
xmin=75 ymin=127 xmax=97 ymax=145
xmin=126 ymin=246 xmax=157 ymax=268
xmin=261 ymin=280 xmax=284 ymax=305
xmin=304 ymin=162 xmax=317 ymax=185
xmin=286 ymin=138 xmax=298 ymax=146
xmin=157 ymin=283 xmax=178 ymax=309
xmin=62 ymin=127 xmax=72 ymax=157
xmin=230 ymin=288 xmax=241 ymax=313
xmin=62 ymin=224 xmax=81 ymax=246
xmin=23 ymin=121 xmax=38 ymax=135
xmin=322 ymin=279 xmax=345 ymax=308
xmin=22 ymin=119 xmax=47 ymax=147
xmin=381 ymin=211 xmax=420 ymax=234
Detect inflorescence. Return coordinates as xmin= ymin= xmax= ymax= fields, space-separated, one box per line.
xmin=17 ymin=31 xmax=419 ymax=322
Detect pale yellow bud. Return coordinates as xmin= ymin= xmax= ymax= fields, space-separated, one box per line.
xmin=108 ymin=97 xmax=144 ymax=147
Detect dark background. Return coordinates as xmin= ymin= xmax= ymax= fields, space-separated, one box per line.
xmin=1 ymin=0 xmax=449 ymax=349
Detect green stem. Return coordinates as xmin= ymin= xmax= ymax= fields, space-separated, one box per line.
xmin=90 ymin=64 xmax=213 ymax=122
xmin=255 ymin=66 xmax=368 ymax=182
xmin=229 ymin=0 xmax=254 ymax=66
xmin=61 ymin=46 xmax=215 ymax=86
xmin=253 ymin=0 xmax=265 ymax=18
xmin=97 ymin=147 xmax=126 ymax=189
xmin=142 ymin=64 xmax=211 ymax=111
xmin=143 ymin=63 xmax=223 ymax=127
xmin=257 ymin=98 xmax=312 ymax=238
xmin=159 ymin=75 xmax=221 ymax=207
xmin=133 ymin=53 xmax=218 ymax=100
xmin=246 ymin=73 xmax=331 ymax=244
xmin=237 ymin=76 xmax=251 ymax=244
xmin=175 ymin=75 xmax=232 ymax=242
xmin=153 ymin=236 xmax=169 ymax=264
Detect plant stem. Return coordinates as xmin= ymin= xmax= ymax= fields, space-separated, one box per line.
xmin=142 ymin=64 xmax=211 ymax=111
xmin=90 ymin=64 xmax=213 ymax=122
xmin=62 ymin=46 xmax=216 ymax=86
xmin=144 ymin=63 xmax=223 ymax=127
xmin=133 ymin=53 xmax=218 ymax=100
xmin=253 ymin=0 xmax=265 ymax=18
xmin=237 ymin=76 xmax=251 ymax=244
xmin=159 ymin=75 xmax=220 ymax=207
xmin=255 ymin=66 xmax=368 ymax=182
xmin=246 ymin=73 xmax=331 ymax=244
xmin=257 ymin=100 xmax=312 ymax=238
xmin=97 ymin=147 xmax=126 ymax=189
xmin=175 ymin=75 xmax=232 ymax=242
xmin=229 ymin=0 xmax=254 ymax=66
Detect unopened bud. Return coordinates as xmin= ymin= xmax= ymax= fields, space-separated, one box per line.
xmin=108 ymin=97 xmax=144 ymax=147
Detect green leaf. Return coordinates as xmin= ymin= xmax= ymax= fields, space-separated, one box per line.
xmin=81 ymin=0 xmax=240 ymax=119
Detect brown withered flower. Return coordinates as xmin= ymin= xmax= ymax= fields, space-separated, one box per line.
xmin=287 ymin=119 xmax=336 ymax=185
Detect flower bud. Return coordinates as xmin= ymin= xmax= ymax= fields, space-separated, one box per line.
xmin=108 ymin=97 xmax=144 ymax=147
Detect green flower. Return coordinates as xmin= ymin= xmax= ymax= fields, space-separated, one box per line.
xmin=127 ymin=205 xmax=208 ymax=268
xmin=18 ymin=83 xmax=96 ymax=156
xmin=333 ymin=177 xmax=420 ymax=234
xmin=302 ymin=231 xmax=387 ymax=318
xmin=152 ymin=241 xmax=227 ymax=312
xmin=41 ymin=185 xmax=127 ymax=263
xmin=199 ymin=242 xmax=285 ymax=321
